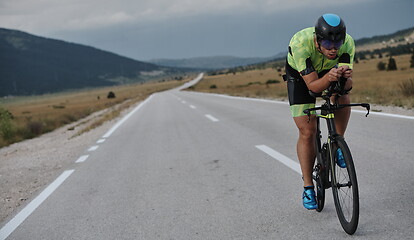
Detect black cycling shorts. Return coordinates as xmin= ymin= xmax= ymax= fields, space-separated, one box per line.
xmin=285 ymin=61 xmax=328 ymax=117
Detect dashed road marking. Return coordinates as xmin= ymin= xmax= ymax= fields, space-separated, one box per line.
xmin=88 ymin=145 xmax=99 ymax=152
xmin=256 ymin=145 xmax=301 ymax=174
xmin=75 ymin=155 xmax=89 ymax=163
xmin=205 ymin=114 xmax=219 ymax=122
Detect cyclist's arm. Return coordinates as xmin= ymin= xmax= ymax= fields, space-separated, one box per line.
xmin=302 ymin=68 xmax=341 ymax=93
xmin=338 ymin=66 xmax=353 ymax=91
xmin=338 ymin=35 xmax=355 ymax=91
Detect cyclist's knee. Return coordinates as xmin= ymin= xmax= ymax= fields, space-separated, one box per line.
xmin=294 ymin=116 xmax=317 ymax=141
xmin=334 ymin=94 xmax=350 ymax=104
xmin=297 ymin=122 xmax=317 ymax=141
xmin=298 ymin=127 xmax=316 ymax=141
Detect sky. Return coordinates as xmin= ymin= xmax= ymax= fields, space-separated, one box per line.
xmin=1 ymin=0 xmax=413 ymax=61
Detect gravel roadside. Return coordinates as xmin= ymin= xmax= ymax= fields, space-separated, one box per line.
xmin=0 ymin=105 xmax=125 ymax=224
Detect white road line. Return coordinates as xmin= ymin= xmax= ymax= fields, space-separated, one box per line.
xmin=190 ymin=105 xmax=196 ymax=109
xmin=182 ymin=101 xmax=186 ymax=104
xmin=102 ymin=95 xmax=153 ymax=138
xmin=75 ymin=155 xmax=89 ymax=163
xmin=96 ymin=139 xmax=106 ymax=144
xmin=185 ymin=91 xmax=414 ymax=120
xmin=0 ymin=170 xmax=75 ymax=240
xmin=205 ymin=114 xmax=219 ymax=122
xmin=88 ymin=145 xmax=99 ymax=152
xmin=256 ymin=145 xmax=301 ymax=174
xmin=187 ymin=91 xmax=288 ymax=105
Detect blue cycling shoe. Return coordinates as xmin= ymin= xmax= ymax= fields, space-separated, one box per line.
xmin=303 ymin=187 xmax=317 ymax=210
xmin=336 ymin=149 xmax=346 ymax=168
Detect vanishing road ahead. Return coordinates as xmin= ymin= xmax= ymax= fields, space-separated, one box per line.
xmin=1 ymin=79 xmax=414 ymax=239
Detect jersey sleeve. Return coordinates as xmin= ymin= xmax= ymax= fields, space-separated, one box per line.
xmin=338 ymin=34 xmax=355 ymax=69
xmin=289 ymin=39 xmax=314 ymax=75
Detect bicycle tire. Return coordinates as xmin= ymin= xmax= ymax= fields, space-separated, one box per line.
xmin=330 ymin=137 xmax=359 ymax=235
xmin=314 ymin=117 xmax=326 ymax=212
xmin=314 ymin=163 xmax=325 ymax=212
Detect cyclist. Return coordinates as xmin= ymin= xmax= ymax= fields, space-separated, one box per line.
xmin=284 ymin=14 xmax=354 ymax=210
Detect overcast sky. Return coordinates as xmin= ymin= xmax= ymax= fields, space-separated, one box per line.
xmin=1 ymin=0 xmax=413 ymax=61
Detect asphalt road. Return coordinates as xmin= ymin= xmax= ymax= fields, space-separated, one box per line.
xmin=1 ymin=80 xmax=414 ymax=239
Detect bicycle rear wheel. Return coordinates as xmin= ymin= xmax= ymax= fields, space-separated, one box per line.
xmin=330 ymin=137 xmax=359 ymax=235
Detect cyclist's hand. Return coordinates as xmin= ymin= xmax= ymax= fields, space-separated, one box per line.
xmin=327 ymin=68 xmax=341 ymax=82
xmin=338 ymin=66 xmax=353 ymax=79
xmin=343 ymin=69 xmax=353 ymax=79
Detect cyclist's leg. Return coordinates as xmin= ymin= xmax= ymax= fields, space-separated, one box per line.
xmin=286 ymin=63 xmax=317 ymax=187
xmin=333 ymin=94 xmax=351 ymax=136
xmin=293 ymin=115 xmax=317 ymax=187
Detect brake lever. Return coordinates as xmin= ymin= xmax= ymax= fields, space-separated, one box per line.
xmin=362 ymin=103 xmax=370 ymax=117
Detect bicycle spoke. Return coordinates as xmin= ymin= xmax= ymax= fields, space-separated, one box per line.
xmin=335 ymin=166 xmax=353 ymax=221
xmin=337 ymin=182 xmax=353 ymax=221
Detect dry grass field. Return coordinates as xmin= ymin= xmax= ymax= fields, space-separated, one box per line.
xmin=189 ymin=67 xmax=287 ymax=100
xmin=0 ymin=78 xmax=190 ymax=147
xmin=189 ymin=54 xmax=414 ymax=108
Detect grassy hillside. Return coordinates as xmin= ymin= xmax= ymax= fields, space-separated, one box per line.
xmin=0 ymin=28 xmax=185 ymax=96
xmin=188 ymin=54 xmax=414 ymax=109
xmin=355 ymin=27 xmax=414 ymax=51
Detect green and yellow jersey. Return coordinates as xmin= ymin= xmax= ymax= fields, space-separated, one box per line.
xmin=287 ymin=27 xmax=355 ymax=76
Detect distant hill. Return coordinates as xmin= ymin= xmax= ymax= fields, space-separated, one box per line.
xmin=355 ymin=26 xmax=414 ymax=48
xmin=0 ymin=28 xmax=182 ymax=96
xmin=149 ymin=53 xmax=285 ymax=70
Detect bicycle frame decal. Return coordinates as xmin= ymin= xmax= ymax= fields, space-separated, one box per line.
xmin=318 ymin=113 xmax=335 ymax=119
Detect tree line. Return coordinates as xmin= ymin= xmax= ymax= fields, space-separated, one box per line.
xmin=355 ymin=42 xmax=414 ymax=61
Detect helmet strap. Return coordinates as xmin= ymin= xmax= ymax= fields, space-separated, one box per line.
xmin=314 ymin=36 xmax=323 ymax=53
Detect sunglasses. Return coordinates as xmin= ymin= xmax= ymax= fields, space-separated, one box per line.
xmin=319 ymin=39 xmax=343 ymax=50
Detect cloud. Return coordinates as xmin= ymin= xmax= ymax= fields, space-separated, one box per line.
xmin=0 ymin=0 xmax=376 ymax=34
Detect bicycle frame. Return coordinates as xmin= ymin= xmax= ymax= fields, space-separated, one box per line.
xmin=304 ymin=91 xmax=370 ymax=234
xmin=306 ymin=93 xmax=370 ymax=182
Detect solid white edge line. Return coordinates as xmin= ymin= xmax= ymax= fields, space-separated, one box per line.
xmin=205 ymin=114 xmax=219 ymax=122
xmin=0 ymin=170 xmax=75 ymax=240
xmin=256 ymin=145 xmax=301 ymax=174
xmin=75 ymin=155 xmax=89 ymax=163
xmin=102 ymin=94 xmax=153 ymax=138
xmin=185 ymin=91 xmax=288 ymax=105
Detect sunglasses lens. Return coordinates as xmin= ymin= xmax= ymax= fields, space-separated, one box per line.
xmin=334 ymin=41 xmax=343 ymax=49
xmin=321 ymin=40 xmax=343 ymax=50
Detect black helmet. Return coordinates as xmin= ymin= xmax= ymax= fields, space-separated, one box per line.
xmin=315 ymin=14 xmax=346 ymax=43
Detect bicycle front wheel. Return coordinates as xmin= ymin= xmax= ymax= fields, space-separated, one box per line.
xmin=330 ymin=137 xmax=359 ymax=235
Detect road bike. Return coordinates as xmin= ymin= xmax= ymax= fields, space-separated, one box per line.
xmin=303 ymin=82 xmax=370 ymax=235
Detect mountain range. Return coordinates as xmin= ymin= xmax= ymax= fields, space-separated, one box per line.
xmin=149 ymin=52 xmax=286 ymax=70
xmin=0 ymin=28 xmax=183 ymax=96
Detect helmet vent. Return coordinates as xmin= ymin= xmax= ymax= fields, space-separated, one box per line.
xmin=323 ymin=14 xmax=340 ymax=27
